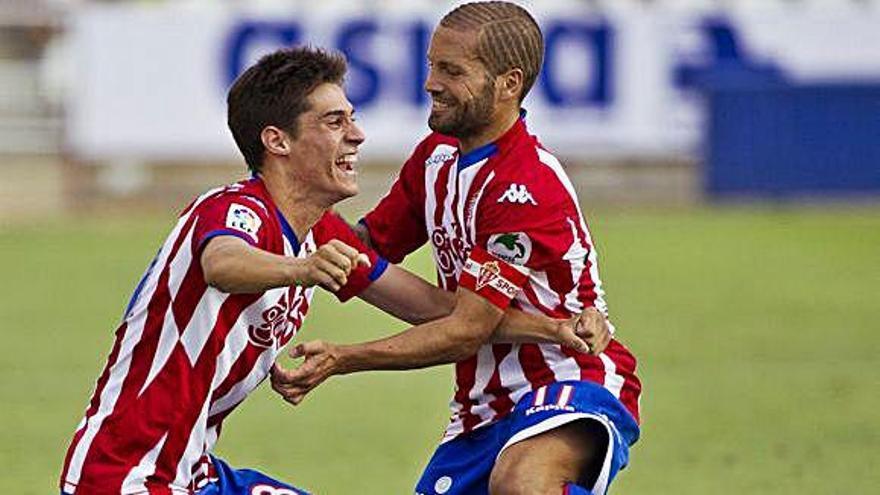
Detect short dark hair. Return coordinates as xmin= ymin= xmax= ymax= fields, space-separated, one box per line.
xmin=440 ymin=1 xmax=544 ymax=102
xmin=227 ymin=47 xmax=347 ymax=172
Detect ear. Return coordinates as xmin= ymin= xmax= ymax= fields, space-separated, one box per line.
xmin=261 ymin=126 xmax=292 ymax=158
xmin=497 ymin=68 xmax=524 ymax=103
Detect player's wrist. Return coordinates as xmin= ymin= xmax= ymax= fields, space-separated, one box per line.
xmin=332 ymin=344 xmax=357 ymax=375
xmin=285 ymin=258 xmax=309 ymax=287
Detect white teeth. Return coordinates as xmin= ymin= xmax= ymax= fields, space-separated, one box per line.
xmin=335 ymin=154 xmax=357 ymax=173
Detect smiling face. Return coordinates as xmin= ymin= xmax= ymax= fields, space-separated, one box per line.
xmin=285 ymin=82 xmax=365 ymax=204
xmin=425 ymin=26 xmax=498 ymax=140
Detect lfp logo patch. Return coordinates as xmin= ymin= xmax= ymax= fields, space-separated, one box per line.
xmin=226 ymin=203 xmax=262 ymax=241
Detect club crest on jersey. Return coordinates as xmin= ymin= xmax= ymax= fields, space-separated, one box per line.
xmin=226 ymin=203 xmax=262 ymax=241
xmin=475 ymin=261 xmax=501 ymax=291
xmin=497 ymin=183 xmax=537 ymax=205
xmin=487 ymin=232 xmax=532 ymax=265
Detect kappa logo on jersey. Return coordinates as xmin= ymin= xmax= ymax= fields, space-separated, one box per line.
xmin=424 ymin=144 xmax=457 ymax=167
xmin=475 ymin=261 xmax=501 ymax=291
xmin=497 ymin=183 xmax=537 ymax=205
xmin=247 ymin=289 xmax=305 ymax=349
xmin=487 ymin=232 xmax=532 ymax=265
xmin=226 ymin=203 xmax=262 ymax=240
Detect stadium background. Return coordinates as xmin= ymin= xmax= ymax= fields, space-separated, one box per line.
xmin=0 ymin=0 xmax=877 ymax=493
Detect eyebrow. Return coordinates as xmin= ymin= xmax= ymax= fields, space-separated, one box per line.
xmin=321 ymin=108 xmax=355 ymax=119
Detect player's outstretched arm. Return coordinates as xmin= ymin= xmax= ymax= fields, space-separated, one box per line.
xmin=271 ymin=287 xmax=502 ymax=405
xmin=358 ymin=263 xmax=604 ymax=353
xmin=201 ymin=236 xmax=369 ymax=294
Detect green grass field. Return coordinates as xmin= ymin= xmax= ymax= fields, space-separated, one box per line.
xmin=1 ymin=206 xmax=878 ymax=494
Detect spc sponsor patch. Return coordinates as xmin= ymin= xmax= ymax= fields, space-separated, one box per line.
xmin=459 ymin=246 xmax=529 ymax=310
xmin=487 ymin=232 xmax=532 ymax=265
xmin=226 ymin=203 xmax=262 ymax=241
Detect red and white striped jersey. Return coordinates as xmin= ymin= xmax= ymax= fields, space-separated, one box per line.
xmin=363 ymin=116 xmax=641 ymax=442
xmin=60 ymin=177 xmax=385 ymax=494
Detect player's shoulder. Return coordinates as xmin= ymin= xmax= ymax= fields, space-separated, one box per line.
xmin=493 ymin=141 xmax=577 ymax=207
xmin=409 ymin=131 xmax=459 ymax=166
xmin=195 ymin=178 xmax=272 ymax=215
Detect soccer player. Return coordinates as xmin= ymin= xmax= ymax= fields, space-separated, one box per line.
xmin=59 ymin=45 xmax=595 ymax=495
xmin=270 ymin=3 xmax=642 ymax=495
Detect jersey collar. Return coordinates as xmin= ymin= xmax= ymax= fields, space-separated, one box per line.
xmin=249 ymin=174 xmax=301 ymax=255
xmin=457 ymin=109 xmax=529 ymax=170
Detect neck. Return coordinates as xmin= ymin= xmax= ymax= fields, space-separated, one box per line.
xmin=259 ymin=166 xmax=328 ymax=241
xmin=458 ymin=107 xmax=520 ymax=155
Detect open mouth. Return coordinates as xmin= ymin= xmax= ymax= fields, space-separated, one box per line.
xmin=334 ymin=153 xmax=358 ymax=177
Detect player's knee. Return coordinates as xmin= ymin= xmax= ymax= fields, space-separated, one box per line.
xmin=489 ymin=453 xmax=562 ymax=495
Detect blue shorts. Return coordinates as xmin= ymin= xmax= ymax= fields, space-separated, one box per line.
xmin=59 ymin=457 xmax=308 ymax=495
xmin=415 ymin=381 xmax=640 ymax=495
xmin=197 ymin=457 xmax=310 ymax=495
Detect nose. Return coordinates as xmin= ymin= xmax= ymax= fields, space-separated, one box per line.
xmin=424 ymin=67 xmax=442 ymax=95
xmin=346 ymin=120 xmax=365 ymax=146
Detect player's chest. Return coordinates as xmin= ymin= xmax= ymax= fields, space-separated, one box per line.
xmin=243 ymin=232 xmax=318 ymax=353
xmin=424 ymin=160 xmax=497 ymax=281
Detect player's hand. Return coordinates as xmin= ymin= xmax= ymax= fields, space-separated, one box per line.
xmin=296 ymin=240 xmax=371 ymax=291
xmin=270 ymin=340 xmax=340 ymax=406
xmin=572 ymin=306 xmax=612 ymax=355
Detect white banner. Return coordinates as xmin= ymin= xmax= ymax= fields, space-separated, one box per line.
xmin=65 ymin=1 xmax=880 ymax=162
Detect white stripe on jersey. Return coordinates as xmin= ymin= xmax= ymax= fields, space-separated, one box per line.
xmin=456 ymin=161 xmax=487 ymax=244
xmin=465 ymin=345 xmax=499 ymax=425
xmin=524 ymin=270 xmax=562 ymax=311
xmin=181 ymin=288 xmax=229 ymax=365
xmin=542 ymin=344 xmax=582 ymax=383
xmin=562 ymin=217 xmax=589 ymax=314
xmin=599 ymin=353 xmax=625 ymax=398
xmin=206 ymin=296 xmax=272 ymax=417
xmin=468 ymin=171 xmax=495 ymax=242
xmin=121 ymin=432 xmax=167 ymax=493
xmin=536 ymin=149 xmax=609 ymax=315
xmin=423 ymin=145 xmax=454 ymax=289
xmin=139 ymin=308 xmax=181 ymax=397
xmin=498 ymin=344 xmax=531 ymax=406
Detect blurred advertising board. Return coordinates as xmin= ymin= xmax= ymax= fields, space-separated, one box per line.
xmin=65 ymin=1 xmax=880 ymax=162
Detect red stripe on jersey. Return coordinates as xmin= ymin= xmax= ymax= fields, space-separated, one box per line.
xmin=170 ymin=254 xmax=212 ymax=335
xmin=561 ymin=345 xmax=605 ymax=385
xmin=484 ymin=344 xmax=515 ymax=419
xmin=518 ymin=343 xmax=556 ymax=391
xmin=453 ymin=356 xmax=481 ymax=432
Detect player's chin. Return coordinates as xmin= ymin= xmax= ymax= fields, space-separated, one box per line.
xmin=331 ymin=176 xmax=359 ymax=199
xmin=428 ymin=113 xmax=457 ymax=135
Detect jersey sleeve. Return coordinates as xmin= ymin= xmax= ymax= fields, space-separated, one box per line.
xmin=192 ymin=193 xmax=274 ymax=254
xmin=476 ymin=179 xmax=583 ymax=272
xmin=474 ymin=171 xmax=597 ymax=315
xmin=458 ymin=245 xmax=530 ymax=310
xmin=360 ymin=141 xmax=429 ymax=263
xmin=313 ymin=212 xmax=389 ymax=303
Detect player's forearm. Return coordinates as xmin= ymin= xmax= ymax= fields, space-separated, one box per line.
xmin=202 ymin=238 xmax=300 ymax=293
xmin=335 ymin=317 xmax=486 ymax=373
xmin=492 ymin=309 xmax=561 ymax=344
xmin=359 ymin=264 xmax=455 ymax=325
